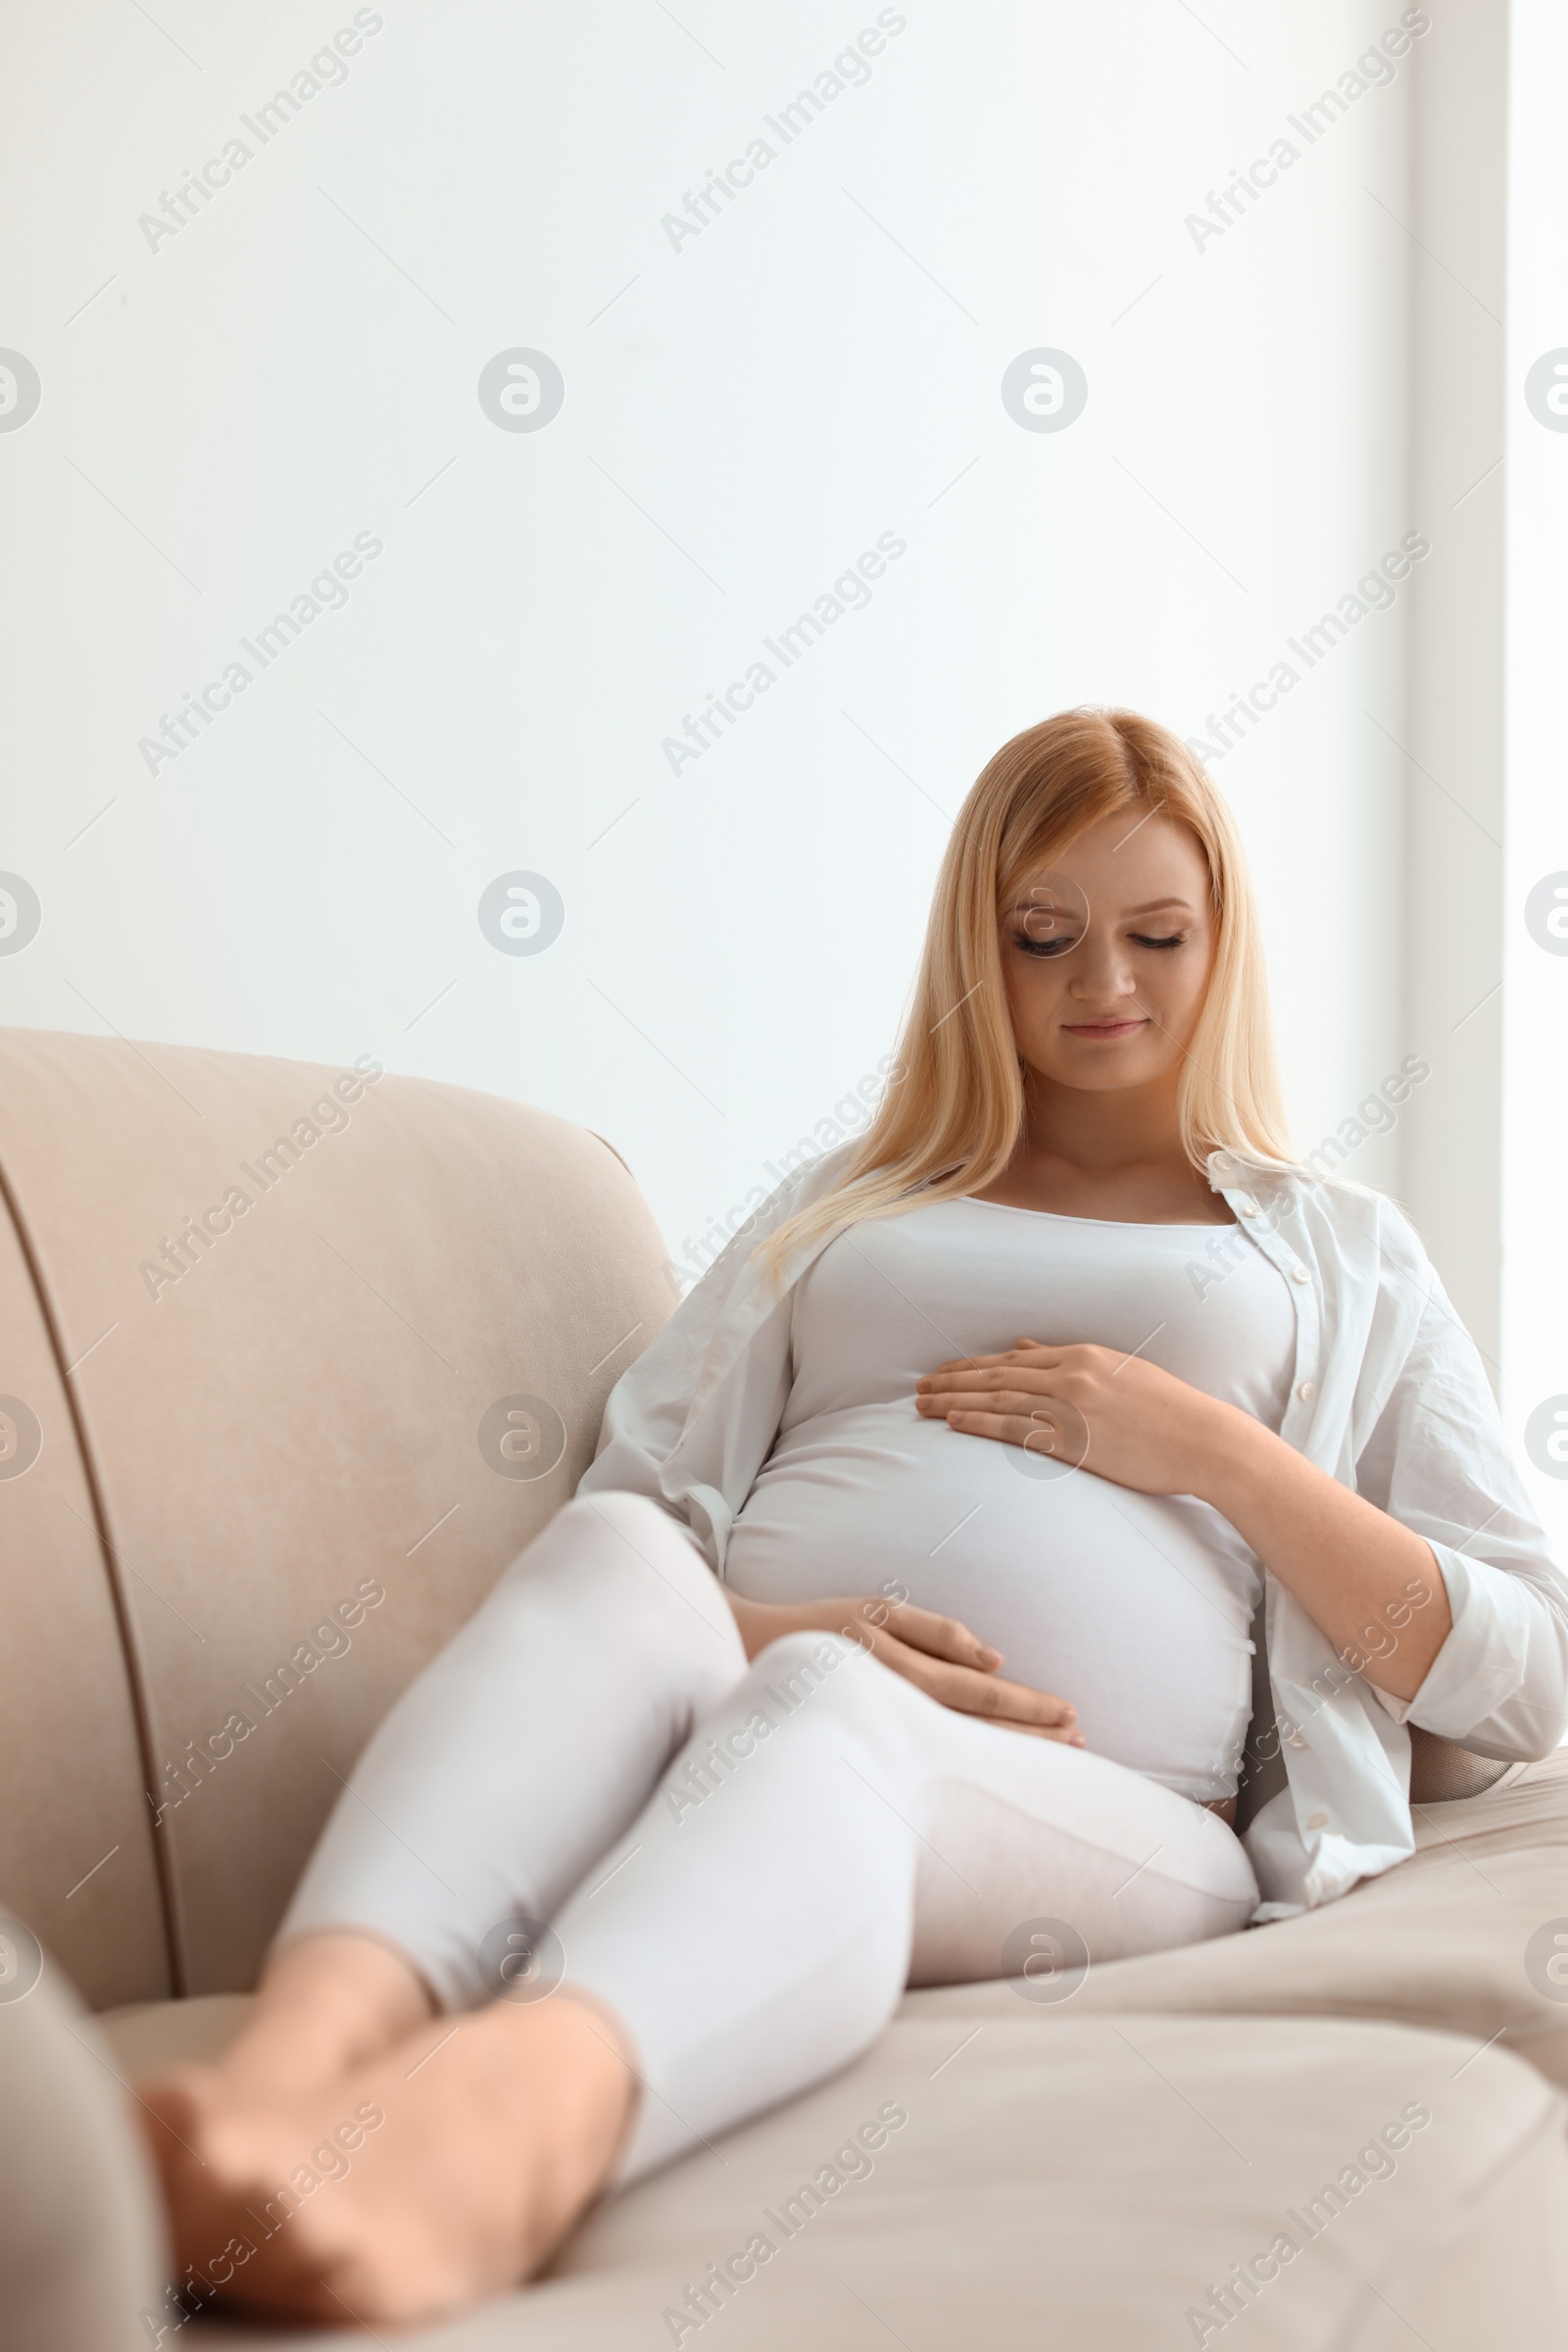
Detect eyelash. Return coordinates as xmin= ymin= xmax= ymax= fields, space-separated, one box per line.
xmin=1013 ymin=931 xmax=1187 ymax=957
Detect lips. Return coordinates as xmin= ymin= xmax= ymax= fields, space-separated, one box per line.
xmin=1060 ymin=1018 xmax=1147 ymax=1037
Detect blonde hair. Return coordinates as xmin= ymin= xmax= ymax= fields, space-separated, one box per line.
xmin=762 ymin=706 xmax=1293 ymax=1283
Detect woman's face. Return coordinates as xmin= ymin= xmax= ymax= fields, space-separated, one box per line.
xmin=999 ymin=810 xmax=1217 ymax=1098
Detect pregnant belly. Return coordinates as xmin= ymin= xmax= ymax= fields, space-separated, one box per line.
xmin=722 ymin=1404 xmax=1258 ymax=1802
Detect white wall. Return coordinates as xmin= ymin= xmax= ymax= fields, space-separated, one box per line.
xmin=1 ymin=2 xmax=1435 ymax=1284
xmin=1402 ymin=0 xmax=1506 ymax=1373
xmin=1505 ymin=0 xmax=1568 ymax=1557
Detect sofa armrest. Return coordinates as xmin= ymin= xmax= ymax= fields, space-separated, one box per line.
xmin=0 ymin=1918 xmax=168 ymax=2350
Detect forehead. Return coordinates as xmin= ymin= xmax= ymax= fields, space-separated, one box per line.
xmin=1012 ymin=810 xmax=1210 ymax=910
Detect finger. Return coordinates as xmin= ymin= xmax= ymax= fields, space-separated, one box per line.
xmin=826 ymin=1594 xmax=914 ymax=1642
xmin=982 ymin=1401 xmax=1081 ymax=1458
xmin=916 ymin=1380 xmax=1061 ymax=1417
xmin=972 ymin=1674 xmax=1079 ymax=1726
xmin=918 ymin=1389 xmax=1061 ymax=1423
xmin=918 ymin=1363 xmax=1063 ymax=1396
xmin=941 ymin=1408 xmax=1076 ymax=1456
xmin=877 ymin=1602 xmax=1003 ymax=1670
xmin=915 ymin=1384 xmax=1027 ymax=1413
xmin=914 ymin=1393 xmax=1002 ymax=1421
xmin=906 ymin=1661 xmax=1085 ymax=1740
xmin=900 ymin=1650 xmax=1078 ymax=1728
xmin=915 ymin=1388 xmax=976 ymax=1414
xmin=927 ymin=1344 xmax=1072 ymax=1378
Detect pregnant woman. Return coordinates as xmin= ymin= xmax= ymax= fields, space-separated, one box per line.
xmin=144 ymin=708 xmax=1568 ymax=2327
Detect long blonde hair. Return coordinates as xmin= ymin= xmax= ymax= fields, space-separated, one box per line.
xmin=763 ymin=707 xmax=1293 ymax=1282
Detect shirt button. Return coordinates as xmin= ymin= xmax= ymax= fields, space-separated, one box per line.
xmin=1290 ymin=1265 xmax=1309 ymax=1285
xmin=1298 ymin=1380 xmax=1315 ymax=1402
xmin=1233 ymin=1194 xmax=1258 ymax=1216
xmin=1306 ymin=1810 xmax=1330 ymax=1831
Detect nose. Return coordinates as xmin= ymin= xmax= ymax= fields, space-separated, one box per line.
xmin=1065 ymin=924 xmax=1139 ymax=1001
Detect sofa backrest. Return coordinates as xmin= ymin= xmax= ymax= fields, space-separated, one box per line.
xmin=0 ymin=1030 xmax=671 ymax=2007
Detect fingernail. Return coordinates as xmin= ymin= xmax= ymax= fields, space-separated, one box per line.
xmin=1071 ymin=1735 xmax=1086 ymax=1747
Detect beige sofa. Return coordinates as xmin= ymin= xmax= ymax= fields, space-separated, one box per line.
xmin=4 ymin=1026 xmax=1568 ymax=2350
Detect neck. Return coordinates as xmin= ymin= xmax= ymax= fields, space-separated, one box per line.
xmin=1016 ymin=1069 xmax=1189 ymax=1178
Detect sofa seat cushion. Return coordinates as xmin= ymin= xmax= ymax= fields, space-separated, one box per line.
xmin=97 ymin=2000 xmax=1568 ymax=2349
xmin=904 ymin=1752 xmax=1568 ymax=2097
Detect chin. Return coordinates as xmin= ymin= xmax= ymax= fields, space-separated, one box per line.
xmin=1035 ymin=1053 xmax=1167 ymax=1092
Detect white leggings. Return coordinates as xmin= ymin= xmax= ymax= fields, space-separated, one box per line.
xmin=281 ymin=1493 xmax=1257 ymax=2180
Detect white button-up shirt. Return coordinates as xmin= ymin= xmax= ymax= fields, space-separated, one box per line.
xmin=580 ymin=1144 xmax=1568 ymax=1918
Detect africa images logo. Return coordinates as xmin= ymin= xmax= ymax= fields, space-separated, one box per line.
xmin=0 ymin=350 xmax=41 ymax=432
xmin=476 ymin=350 xmax=565 ymax=433
xmin=1524 ymin=351 xmax=1568 ymax=432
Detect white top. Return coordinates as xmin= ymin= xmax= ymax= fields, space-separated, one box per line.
xmin=721 ymin=1198 xmax=1297 ymax=1804
xmin=580 ymin=1144 xmax=1568 ymax=1917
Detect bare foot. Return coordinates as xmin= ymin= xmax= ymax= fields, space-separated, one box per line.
xmin=140 ymin=1993 xmax=637 ymax=2327
xmin=201 ymin=1932 xmax=435 ymax=2108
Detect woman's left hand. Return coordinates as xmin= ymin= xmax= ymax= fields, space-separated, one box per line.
xmin=915 ymin=1341 xmax=1239 ymax=1497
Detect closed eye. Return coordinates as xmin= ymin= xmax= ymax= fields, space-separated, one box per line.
xmin=1129 ymin=931 xmax=1186 ymax=950
xmin=1014 ymin=933 xmax=1080 ymax=957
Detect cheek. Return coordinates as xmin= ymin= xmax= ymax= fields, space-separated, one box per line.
xmin=1004 ymin=944 xmax=1075 ymax=1004
xmin=1004 ymin=965 xmax=1066 ymax=1050
xmin=1150 ymin=947 xmax=1214 ymax=1035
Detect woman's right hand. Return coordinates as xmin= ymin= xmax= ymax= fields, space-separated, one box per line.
xmin=724 ymin=1590 xmax=1084 ymax=1744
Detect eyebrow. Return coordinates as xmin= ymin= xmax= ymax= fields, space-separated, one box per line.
xmin=1005 ymin=892 xmax=1197 ymax=919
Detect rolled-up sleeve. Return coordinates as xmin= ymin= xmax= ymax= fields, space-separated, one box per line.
xmin=1353 ymin=1285 xmax=1568 ymax=1759
xmin=575 ymin=1162 xmax=832 ymax=1574
xmin=576 ymin=1273 xmax=792 ymax=1575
